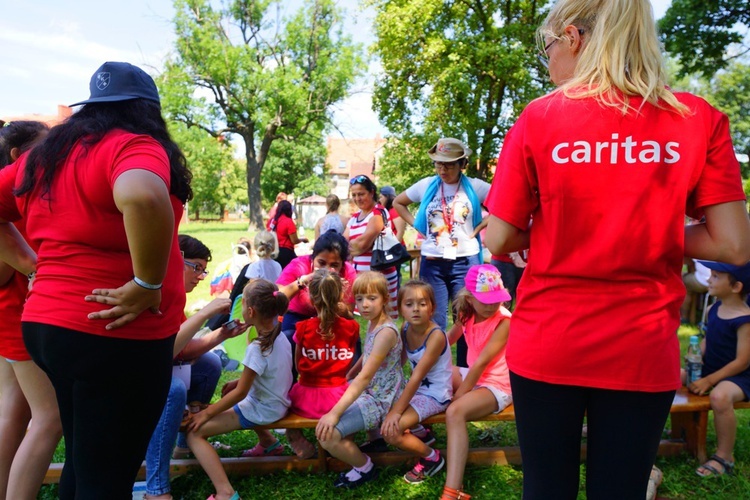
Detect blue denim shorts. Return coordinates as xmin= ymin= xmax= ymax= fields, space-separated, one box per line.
xmin=233 ymin=405 xmax=258 ymax=429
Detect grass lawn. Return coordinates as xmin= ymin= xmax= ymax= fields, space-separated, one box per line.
xmin=37 ymin=223 xmax=750 ymax=499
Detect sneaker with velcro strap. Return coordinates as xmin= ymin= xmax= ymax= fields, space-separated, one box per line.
xmin=404 ymin=453 xmax=445 ymax=484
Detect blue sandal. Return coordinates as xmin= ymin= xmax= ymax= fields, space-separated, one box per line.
xmin=696 ymin=454 xmax=734 ymax=477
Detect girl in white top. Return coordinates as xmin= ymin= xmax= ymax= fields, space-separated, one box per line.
xmin=244 ymin=231 xmax=282 ymax=282
xmin=381 ymin=280 xmax=453 ymax=484
xmin=186 ymin=280 xmax=292 ymax=500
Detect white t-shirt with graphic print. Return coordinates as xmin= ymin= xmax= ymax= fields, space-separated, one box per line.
xmin=405 ymin=176 xmax=490 ymax=258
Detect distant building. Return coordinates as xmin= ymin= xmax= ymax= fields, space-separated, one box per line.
xmin=1 ymin=105 xmax=72 ymax=127
xmin=325 ymin=135 xmax=387 ymax=200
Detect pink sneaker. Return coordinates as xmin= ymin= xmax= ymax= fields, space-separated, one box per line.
xmin=240 ymin=440 xmax=284 ymax=457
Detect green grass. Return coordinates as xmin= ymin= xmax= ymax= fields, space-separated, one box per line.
xmin=36 ymin=224 xmax=750 ymax=498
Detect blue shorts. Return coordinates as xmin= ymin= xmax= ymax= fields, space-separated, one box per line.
xmin=233 ymin=405 xmax=258 ymax=429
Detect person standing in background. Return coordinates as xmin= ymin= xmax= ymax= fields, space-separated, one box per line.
xmin=394 ymin=139 xmax=490 ymax=367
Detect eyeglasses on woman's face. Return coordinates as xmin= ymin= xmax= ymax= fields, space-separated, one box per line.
xmin=184 ymin=260 xmax=208 ymax=277
xmin=433 ymin=161 xmax=461 ymax=171
xmin=538 ymin=28 xmax=584 ymax=69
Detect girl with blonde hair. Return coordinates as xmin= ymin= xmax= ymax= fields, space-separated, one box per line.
xmin=484 ymin=0 xmax=750 ymax=497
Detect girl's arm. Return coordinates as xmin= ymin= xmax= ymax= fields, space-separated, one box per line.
xmin=447 ymin=320 xmax=464 ymax=346
xmin=348 ymin=212 xmax=385 ymax=257
xmin=188 ymin=366 xmax=257 ymax=431
xmin=485 ymin=215 xmax=531 ymax=256
xmin=381 ymin=330 xmax=446 ymax=436
xmin=691 ymin=323 xmax=750 ymax=395
xmin=316 ymin=326 xmax=399 ymax=441
xmin=0 ymin=222 xmax=36 ymax=276
xmin=471 ymin=216 xmax=489 ymax=239
xmin=454 ymin=318 xmax=509 ymax=400
xmin=394 ymin=216 xmax=407 ymax=243
xmin=345 ymin=356 xmax=363 ymax=381
xmin=294 ymin=342 xmax=302 ymax=372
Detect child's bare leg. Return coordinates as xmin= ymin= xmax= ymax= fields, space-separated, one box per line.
xmin=320 ymin=430 xmax=368 ymax=468
xmin=0 ymin=359 xmax=29 ymax=500
xmin=444 ymin=389 xmax=497 ymax=490
xmin=383 ymin=407 xmax=431 ymax=457
xmin=710 ymin=381 xmax=745 ymax=463
xmin=254 ymin=428 xmax=278 ymax=447
xmin=187 ymin=411 xmax=242 ymax=500
xmin=7 ymin=360 xmax=62 ymax=499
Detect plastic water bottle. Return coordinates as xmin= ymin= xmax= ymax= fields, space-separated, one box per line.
xmin=686 ymin=335 xmax=703 ymax=385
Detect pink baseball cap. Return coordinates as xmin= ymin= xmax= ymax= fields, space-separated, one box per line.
xmin=465 ymin=264 xmax=512 ymax=304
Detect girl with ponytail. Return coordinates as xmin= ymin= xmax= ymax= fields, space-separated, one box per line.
xmin=186 ymin=279 xmax=292 ymax=500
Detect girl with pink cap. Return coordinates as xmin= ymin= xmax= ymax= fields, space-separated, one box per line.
xmin=441 ymin=264 xmax=513 ymax=500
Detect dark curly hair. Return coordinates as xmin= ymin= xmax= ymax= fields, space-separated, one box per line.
xmin=0 ymin=121 xmax=49 ymax=168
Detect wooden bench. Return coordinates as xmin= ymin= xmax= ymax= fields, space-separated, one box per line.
xmin=42 ymin=386 xmax=750 ymax=483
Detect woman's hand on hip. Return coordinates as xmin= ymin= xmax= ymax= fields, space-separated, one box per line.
xmin=85 ymin=280 xmax=162 ymax=330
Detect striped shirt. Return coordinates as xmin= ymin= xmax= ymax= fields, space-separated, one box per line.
xmin=347 ymin=207 xmax=399 ymax=319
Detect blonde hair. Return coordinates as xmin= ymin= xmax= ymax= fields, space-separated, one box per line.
xmin=308 ymin=269 xmax=344 ymax=341
xmin=254 ymin=231 xmax=278 ymax=259
xmin=352 ymin=271 xmax=391 ymax=318
xmin=540 ymin=0 xmax=688 ymax=114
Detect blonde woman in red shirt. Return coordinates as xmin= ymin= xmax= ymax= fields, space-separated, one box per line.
xmin=484 ymin=1 xmax=750 ymax=498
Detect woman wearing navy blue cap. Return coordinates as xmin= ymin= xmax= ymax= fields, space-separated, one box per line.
xmin=0 ymin=61 xmax=192 ymax=500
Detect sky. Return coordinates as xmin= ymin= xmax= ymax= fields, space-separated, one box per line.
xmin=0 ymin=0 xmax=673 ymax=138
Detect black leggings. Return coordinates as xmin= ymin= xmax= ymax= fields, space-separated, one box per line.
xmin=23 ymin=322 xmax=174 ymax=500
xmin=510 ymin=371 xmax=674 ymax=500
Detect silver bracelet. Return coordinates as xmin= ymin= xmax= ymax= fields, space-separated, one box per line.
xmin=133 ymin=276 xmax=162 ymax=290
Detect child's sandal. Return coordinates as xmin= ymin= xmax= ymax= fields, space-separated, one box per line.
xmin=696 ymin=454 xmax=734 ymax=477
xmin=240 ymin=440 xmax=284 ymax=457
xmin=441 ymin=486 xmax=471 ymax=500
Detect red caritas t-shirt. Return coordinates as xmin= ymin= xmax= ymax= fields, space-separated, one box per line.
xmin=486 ymin=91 xmax=746 ymax=392
xmin=293 ymin=315 xmax=359 ymax=387
xmin=0 ymin=131 xmax=185 ymax=341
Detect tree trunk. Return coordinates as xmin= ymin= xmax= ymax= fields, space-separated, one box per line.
xmin=245 ymin=150 xmax=264 ymax=231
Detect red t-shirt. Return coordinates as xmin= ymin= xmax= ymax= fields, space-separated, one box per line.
xmin=486 ymin=91 xmax=745 ymax=392
xmin=0 ymin=131 xmax=185 ymax=340
xmin=0 ymin=218 xmax=31 ymax=361
xmin=293 ymin=316 xmax=360 ymax=387
xmin=274 ymin=215 xmax=297 ymax=250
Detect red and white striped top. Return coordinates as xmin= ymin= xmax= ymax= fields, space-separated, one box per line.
xmin=347 ymin=207 xmax=399 ymax=319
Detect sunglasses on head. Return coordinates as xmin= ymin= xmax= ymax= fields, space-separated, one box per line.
xmin=349 ymin=175 xmax=370 ymax=186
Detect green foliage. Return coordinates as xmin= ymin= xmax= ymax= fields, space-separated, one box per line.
xmin=666 ymin=59 xmax=750 ymax=179
xmin=261 ymin=129 xmax=330 ymax=205
xmin=368 ymin=0 xmax=552 ymax=180
xmin=660 ymin=0 xmax=750 ymax=79
xmin=160 ymin=0 xmax=365 ymax=229
xmin=169 ymin=123 xmax=246 ymax=218
xmin=376 ymin=133 xmax=436 ymax=194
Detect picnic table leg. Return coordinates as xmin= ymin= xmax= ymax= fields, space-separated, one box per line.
xmin=670 ymin=410 xmax=708 ymax=463
xmin=316 ymin=442 xmax=328 ymax=472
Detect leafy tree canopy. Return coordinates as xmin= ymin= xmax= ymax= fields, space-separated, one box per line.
xmin=160 ymin=0 xmax=365 ymax=229
xmin=369 ymin=0 xmax=552 ymax=180
xmin=660 ymin=0 xmax=750 ymax=78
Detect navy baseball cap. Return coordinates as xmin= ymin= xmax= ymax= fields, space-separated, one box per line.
xmin=70 ymin=62 xmax=160 ymax=107
xmin=698 ymin=260 xmax=750 ymax=293
xmin=380 ymin=186 xmax=397 ymax=197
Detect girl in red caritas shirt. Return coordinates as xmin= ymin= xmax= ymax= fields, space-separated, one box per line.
xmin=284 ymin=269 xmax=360 ymax=459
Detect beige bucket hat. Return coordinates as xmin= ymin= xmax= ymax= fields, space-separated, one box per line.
xmin=427 ymin=138 xmax=472 ymax=162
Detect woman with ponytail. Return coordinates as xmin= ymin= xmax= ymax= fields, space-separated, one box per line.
xmin=483 ymin=0 xmax=750 ymax=498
